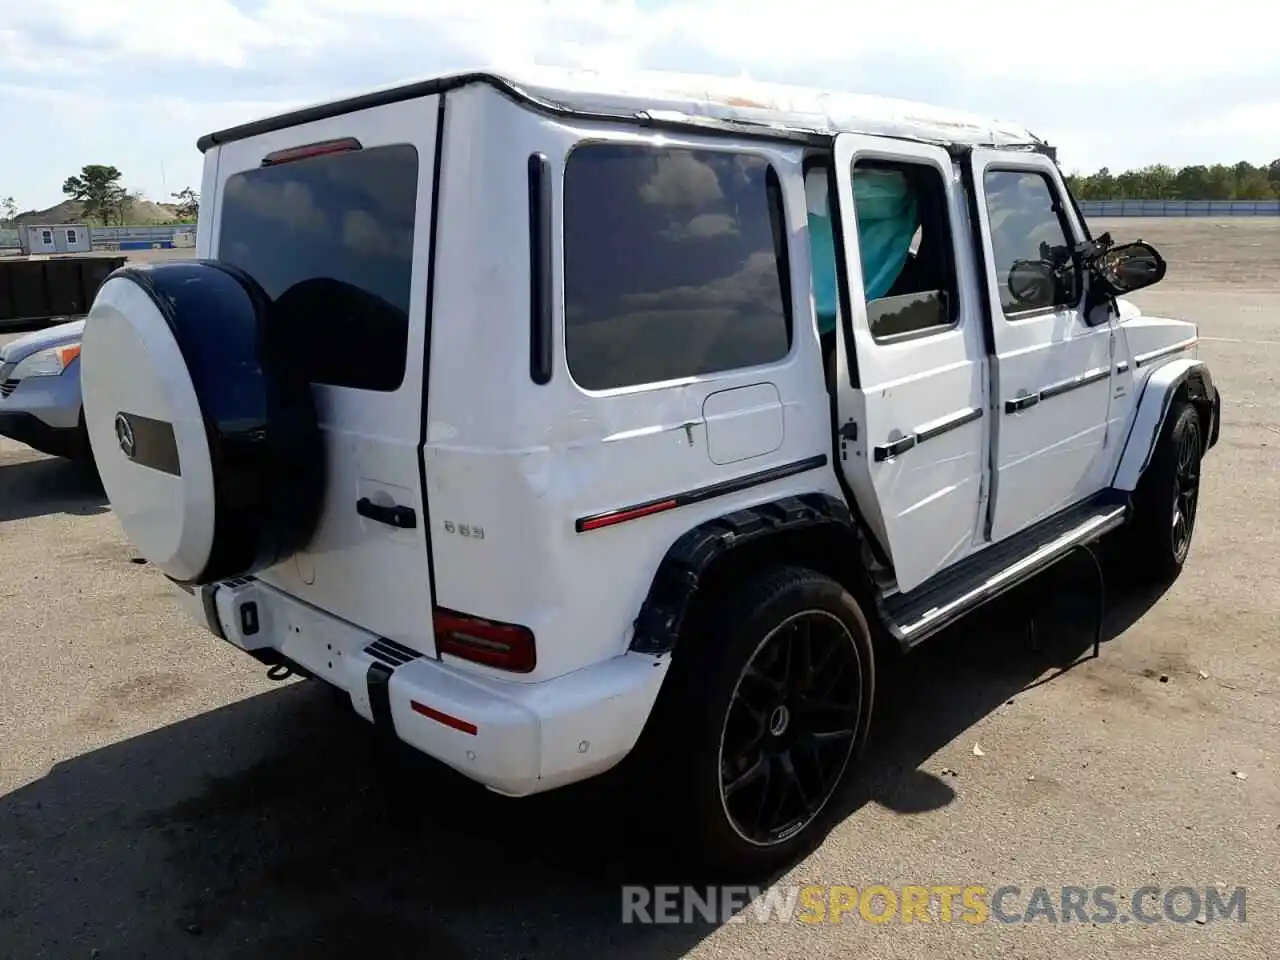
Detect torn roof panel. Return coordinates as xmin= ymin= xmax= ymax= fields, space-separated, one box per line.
xmin=198 ymin=64 xmax=1048 ymax=153
xmin=508 ymin=65 xmax=1043 ymax=148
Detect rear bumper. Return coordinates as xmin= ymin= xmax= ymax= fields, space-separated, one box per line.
xmin=176 ymin=576 xmax=669 ymax=797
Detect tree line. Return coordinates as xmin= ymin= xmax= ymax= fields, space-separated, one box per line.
xmin=0 ymin=164 xmax=199 ymax=228
xmin=1065 ymin=159 xmax=1280 ymax=201
xmin=6 ymin=158 xmax=1280 ymax=229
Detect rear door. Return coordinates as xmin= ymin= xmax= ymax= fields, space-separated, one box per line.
xmin=968 ymin=151 xmax=1114 ymax=542
xmin=206 ymin=98 xmax=440 ymax=654
xmin=828 ymin=134 xmax=990 ymax=593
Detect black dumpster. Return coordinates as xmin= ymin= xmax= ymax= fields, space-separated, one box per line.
xmin=0 ymin=255 xmax=126 ymax=328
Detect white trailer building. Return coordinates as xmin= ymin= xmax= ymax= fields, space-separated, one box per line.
xmin=22 ymin=224 xmax=92 ymax=255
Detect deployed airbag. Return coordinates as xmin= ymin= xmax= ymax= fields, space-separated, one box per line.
xmin=808 ymin=168 xmax=920 ymax=334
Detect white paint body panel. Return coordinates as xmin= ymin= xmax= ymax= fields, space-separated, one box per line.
xmin=1112 ymin=356 xmax=1208 ymax=491
xmin=203 ymin=96 xmax=442 ymax=657
xmin=831 ymin=135 xmax=989 ymax=592
xmin=187 ymin=577 xmax=668 ymax=796
xmin=702 ymin=383 xmax=784 ymax=465
xmin=423 ymin=88 xmax=838 ymax=681
xmin=968 ymin=149 xmax=1115 ymax=541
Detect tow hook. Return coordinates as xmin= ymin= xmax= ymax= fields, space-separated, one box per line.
xmin=266 ymin=663 xmax=294 ymax=681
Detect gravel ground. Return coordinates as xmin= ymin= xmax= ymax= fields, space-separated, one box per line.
xmin=1 ymin=219 xmax=1277 ymax=959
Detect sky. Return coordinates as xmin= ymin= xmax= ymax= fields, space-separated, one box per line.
xmin=1 ymin=0 xmax=1277 ymax=211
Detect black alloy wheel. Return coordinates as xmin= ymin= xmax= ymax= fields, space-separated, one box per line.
xmin=1170 ymin=410 xmax=1202 ymax=564
xmin=718 ymin=608 xmax=864 ymax=847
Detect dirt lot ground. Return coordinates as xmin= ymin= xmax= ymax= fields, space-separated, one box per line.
xmin=1 ymin=220 xmax=1277 ymax=958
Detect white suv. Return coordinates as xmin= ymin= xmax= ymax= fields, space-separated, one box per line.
xmin=79 ymin=66 xmax=1221 ymax=872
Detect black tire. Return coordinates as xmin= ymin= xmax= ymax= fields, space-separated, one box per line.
xmin=640 ymin=566 xmax=876 ymax=877
xmin=1125 ymin=400 xmax=1203 ymax=582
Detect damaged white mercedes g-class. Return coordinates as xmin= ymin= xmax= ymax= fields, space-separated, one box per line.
xmin=79 ymin=66 xmax=1221 ymax=872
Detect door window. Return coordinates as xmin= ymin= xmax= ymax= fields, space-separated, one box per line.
xmin=851 ymin=160 xmax=957 ymax=341
xmin=805 ymin=158 xmax=958 ymax=342
xmin=218 ymin=143 xmax=420 ymax=391
xmin=983 ymin=169 xmax=1081 ymax=316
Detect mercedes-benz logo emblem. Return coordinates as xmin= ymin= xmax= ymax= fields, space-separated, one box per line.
xmin=114 ymin=413 xmax=136 ymax=459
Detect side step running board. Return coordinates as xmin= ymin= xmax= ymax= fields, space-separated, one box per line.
xmin=881 ymin=493 xmax=1129 ymax=648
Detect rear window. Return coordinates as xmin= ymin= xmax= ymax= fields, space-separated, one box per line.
xmin=217 ymin=143 xmax=419 ymax=391
xmin=563 ymin=143 xmax=792 ymax=391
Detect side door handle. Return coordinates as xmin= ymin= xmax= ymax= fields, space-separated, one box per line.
xmin=873 ymin=434 xmax=918 ymax=462
xmin=1004 ymin=392 xmax=1041 ymax=413
xmin=357 ymin=497 xmax=417 ymax=529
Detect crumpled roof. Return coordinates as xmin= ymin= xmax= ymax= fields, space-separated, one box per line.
xmin=198 ymin=64 xmax=1050 ymax=153
xmin=500 ymin=64 xmax=1046 ymax=149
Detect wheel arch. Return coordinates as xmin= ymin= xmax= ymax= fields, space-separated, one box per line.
xmin=630 ymin=492 xmax=889 ymax=659
xmin=1113 ymin=359 xmax=1217 ymax=492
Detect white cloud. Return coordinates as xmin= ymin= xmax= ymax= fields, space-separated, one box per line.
xmin=1180 ymin=103 xmax=1280 ymax=138
xmin=287 ymin=0 xmax=1280 ymax=84
xmin=1 ymin=0 xmax=1276 ymax=208
xmin=5 ymin=1 xmax=265 ymax=67
xmin=13 ymin=0 xmax=1276 ymax=80
xmin=668 ymin=0 xmax=1279 ymax=81
xmin=0 ymin=83 xmax=304 ymax=210
xmin=640 ymin=153 xmax=725 ymax=207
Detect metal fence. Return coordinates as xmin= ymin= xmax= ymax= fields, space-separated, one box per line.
xmin=1078 ymin=200 xmax=1280 ymax=217
xmin=85 ymin=225 xmax=196 ymax=249
xmin=0 ymin=224 xmax=196 ymax=253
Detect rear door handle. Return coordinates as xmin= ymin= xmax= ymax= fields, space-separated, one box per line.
xmin=1004 ymin=392 xmax=1041 ymax=413
xmin=873 ymin=434 xmax=918 ymax=462
xmin=357 ymin=497 xmax=417 ymax=529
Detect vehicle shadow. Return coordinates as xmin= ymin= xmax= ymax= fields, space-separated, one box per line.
xmin=839 ymin=547 xmax=1168 ymax=820
xmin=0 ymin=452 xmax=106 ymax=522
xmin=0 ymin=554 xmax=1168 ymax=959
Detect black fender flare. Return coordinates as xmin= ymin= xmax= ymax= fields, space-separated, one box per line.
xmin=629 ymin=493 xmax=873 ymax=656
xmin=1113 ymin=359 xmax=1219 ymax=491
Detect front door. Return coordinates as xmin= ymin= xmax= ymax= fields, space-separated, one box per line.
xmin=206 ymin=98 xmax=441 ymax=655
xmin=828 ymin=134 xmax=989 ymax=593
xmin=968 ymin=151 xmax=1114 ymax=542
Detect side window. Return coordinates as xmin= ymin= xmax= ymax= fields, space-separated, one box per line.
xmin=41 ymin=230 xmax=53 ymax=245
xmin=66 ymin=229 xmax=77 ymax=244
xmin=218 ymin=143 xmax=419 ymax=391
xmin=563 ymin=143 xmax=792 ymax=391
xmin=850 ymin=160 xmax=957 ymax=341
xmin=983 ymin=169 xmax=1081 ymax=316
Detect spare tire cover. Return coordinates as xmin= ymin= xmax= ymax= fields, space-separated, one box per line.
xmin=80 ymin=261 xmax=326 ymax=585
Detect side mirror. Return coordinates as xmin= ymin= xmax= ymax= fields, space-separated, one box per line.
xmin=1007 ymin=259 xmax=1056 ymax=307
xmin=1095 ymin=240 xmax=1166 ymax=296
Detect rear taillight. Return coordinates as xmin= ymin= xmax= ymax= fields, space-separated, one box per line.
xmin=433 ymin=608 xmax=536 ymax=673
